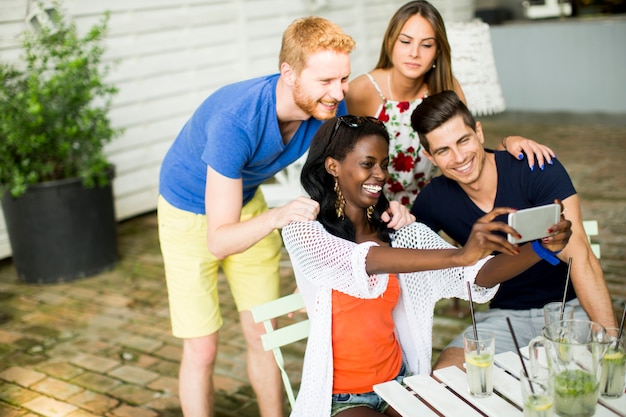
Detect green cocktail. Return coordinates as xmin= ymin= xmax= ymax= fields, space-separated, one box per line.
xmin=553 ymin=370 xmax=599 ymax=417
xmin=524 ymin=394 xmax=554 ymax=417
xmin=600 ymin=347 xmax=626 ymax=398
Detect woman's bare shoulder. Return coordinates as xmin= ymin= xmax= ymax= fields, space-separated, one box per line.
xmin=347 ymin=72 xmax=382 ymax=116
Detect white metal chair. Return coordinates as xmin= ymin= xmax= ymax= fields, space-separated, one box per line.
xmin=259 ymin=152 xmax=308 ymax=208
xmin=251 ymin=292 xmax=309 ymax=409
xmin=583 ymin=220 xmax=601 ymax=259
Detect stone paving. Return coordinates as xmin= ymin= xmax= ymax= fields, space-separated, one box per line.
xmin=0 ymin=111 xmax=625 ymax=417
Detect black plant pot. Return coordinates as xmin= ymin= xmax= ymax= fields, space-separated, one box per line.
xmin=1 ymin=174 xmax=118 ymax=284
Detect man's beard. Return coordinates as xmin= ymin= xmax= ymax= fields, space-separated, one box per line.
xmin=293 ymin=79 xmax=337 ymax=121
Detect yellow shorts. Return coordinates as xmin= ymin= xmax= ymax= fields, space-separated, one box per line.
xmin=157 ymin=190 xmax=282 ymax=338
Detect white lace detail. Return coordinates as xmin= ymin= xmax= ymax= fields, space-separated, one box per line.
xmin=282 ymin=221 xmax=497 ymax=417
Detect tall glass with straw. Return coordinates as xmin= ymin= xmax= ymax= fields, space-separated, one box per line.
xmin=600 ymin=305 xmax=626 ymax=398
xmin=508 ymin=317 xmax=554 ymax=417
xmin=463 ymin=282 xmax=495 ymax=397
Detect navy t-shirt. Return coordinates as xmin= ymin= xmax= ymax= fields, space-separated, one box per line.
xmin=411 ymin=150 xmax=577 ymax=310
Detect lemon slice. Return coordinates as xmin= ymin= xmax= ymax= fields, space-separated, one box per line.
xmin=534 ymin=401 xmax=553 ymax=411
xmin=466 ymin=353 xmax=492 ymax=368
xmin=604 ymin=350 xmax=624 ymax=361
xmin=527 ymin=394 xmax=553 ymax=411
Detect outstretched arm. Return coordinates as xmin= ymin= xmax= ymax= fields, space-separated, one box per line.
xmin=366 ymin=208 xmax=523 ymax=275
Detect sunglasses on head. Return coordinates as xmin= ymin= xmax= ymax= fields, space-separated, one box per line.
xmin=329 ymin=115 xmax=386 ymax=142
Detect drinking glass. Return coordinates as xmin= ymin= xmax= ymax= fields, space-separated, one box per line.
xmin=463 ymin=330 xmax=495 ymax=397
xmin=600 ymin=327 xmax=625 ymax=398
xmin=543 ymin=301 xmax=574 ymax=326
xmin=520 ymin=368 xmax=554 ymax=417
xmin=530 ymin=320 xmax=606 ymax=417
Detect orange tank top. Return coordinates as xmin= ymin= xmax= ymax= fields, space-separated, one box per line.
xmin=331 ymin=273 xmax=402 ymax=394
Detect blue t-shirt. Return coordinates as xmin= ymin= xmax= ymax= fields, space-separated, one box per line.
xmin=411 ymin=150 xmax=577 ymax=310
xmin=159 ymin=74 xmax=347 ymax=213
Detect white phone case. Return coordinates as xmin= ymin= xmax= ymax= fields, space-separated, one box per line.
xmin=507 ymin=203 xmax=560 ymax=244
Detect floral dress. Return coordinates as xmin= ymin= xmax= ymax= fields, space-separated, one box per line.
xmin=365 ymin=73 xmax=438 ymax=207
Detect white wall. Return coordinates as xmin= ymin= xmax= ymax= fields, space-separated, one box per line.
xmin=490 ymin=15 xmax=626 ymax=113
xmin=1 ymin=0 xmax=433 ymax=258
xmin=5 ymin=1 xmax=620 ymax=258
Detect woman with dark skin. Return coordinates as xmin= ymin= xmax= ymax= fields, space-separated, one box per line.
xmin=281 ymin=116 xmax=571 ymax=417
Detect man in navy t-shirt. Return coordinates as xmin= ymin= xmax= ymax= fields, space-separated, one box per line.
xmin=410 ymin=91 xmax=616 ymax=369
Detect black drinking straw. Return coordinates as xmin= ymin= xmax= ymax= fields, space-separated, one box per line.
xmin=467 ymin=281 xmax=487 ymax=394
xmin=467 ymin=281 xmax=479 ymax=354
xmin=559 ymin=257 xmax=573 ymax=321
xmin=506 ymin=317 xmax=534 ymax=394
xmin=614 ymin=303 xmax=626 ymax=350
xmin=618 ymin=304 xmax=626 ymax=340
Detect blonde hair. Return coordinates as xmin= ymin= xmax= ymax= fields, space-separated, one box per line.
xmin=375 ymin=1 xmax=454 ymax=94
xmin=279 ymin=17 xmax=355 ymax=74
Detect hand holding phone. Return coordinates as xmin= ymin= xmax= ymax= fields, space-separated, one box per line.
xmin=507 ymin=203 xmax=560 ymax=244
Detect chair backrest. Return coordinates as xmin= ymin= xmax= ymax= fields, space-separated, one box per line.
xmin=583 ymin=220 xmax=601 ymax=259
xmin=259 ymin=152 xmax=308 ymax=207
xmin=251 ymin=292 xmax=309 ymax=409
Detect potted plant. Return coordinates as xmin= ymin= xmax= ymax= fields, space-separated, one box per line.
xmin=0 ymin=1 xmax=122 ymax=284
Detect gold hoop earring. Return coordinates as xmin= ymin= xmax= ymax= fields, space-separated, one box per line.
xmin=367 ymin=205 xmax=374 ymax=221
xmin=334 ymin=178 xmax=345 ymax=219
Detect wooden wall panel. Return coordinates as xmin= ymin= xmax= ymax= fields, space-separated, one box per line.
xmin=0 ymin=0 xmax=470 ymax=258
xmin=0 ymin=0 xmax=27 ymax=22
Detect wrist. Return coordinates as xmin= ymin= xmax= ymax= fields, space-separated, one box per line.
xmin=454 ymin=248 xmax=478 ymax=268
xmin=531 ymin=240 xmax=561 ymax=265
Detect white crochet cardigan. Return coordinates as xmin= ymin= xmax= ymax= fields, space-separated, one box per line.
xmin=281 ymin=221 xmax=498 ymax=417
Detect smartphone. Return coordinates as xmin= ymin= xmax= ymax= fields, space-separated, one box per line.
xmin=507 ymin=203 xmax=560 ymax=244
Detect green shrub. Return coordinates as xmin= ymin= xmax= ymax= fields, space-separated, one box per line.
xmin=0 ymin=1 xmax=121 ymax=197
